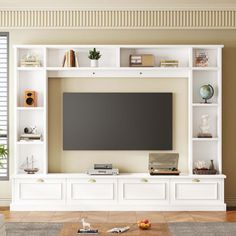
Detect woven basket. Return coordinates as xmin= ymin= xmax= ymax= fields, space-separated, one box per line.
xmin=193 ymin=168 xmax=217 ymax=175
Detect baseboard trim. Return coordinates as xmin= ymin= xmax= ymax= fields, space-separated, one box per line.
xmin=10 ymin=204 xmax=227 ymax=211
xmin=0 ymin=198 xmax=11 ymax=207
xmin=0 ymin=9 xmax=236 ymax=29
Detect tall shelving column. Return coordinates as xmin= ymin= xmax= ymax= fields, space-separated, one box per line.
xmin=14 ymin=46 xmax=47 ymax=175
xmin=191 ymin=46 xmax=223 ymax=174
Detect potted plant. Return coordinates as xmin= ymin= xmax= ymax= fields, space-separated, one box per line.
xmin=0 ymin=145 xmax=7 ymax=169
xmin=88 ymin=48 xmax=101 ymax=67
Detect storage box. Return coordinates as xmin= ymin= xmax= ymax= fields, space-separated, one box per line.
xmin=129 ymin=54 xmax=155 ymax=67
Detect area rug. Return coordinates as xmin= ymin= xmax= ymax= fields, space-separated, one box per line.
xmin=169 ymin=222 xmax=236 ymax=236
xmin=5 ymin=222 xmax=63 ymax=236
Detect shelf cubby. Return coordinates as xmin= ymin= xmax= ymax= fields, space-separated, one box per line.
xmin=193 ymin=141 xmax=219 ymax=173
xmin=16 ymin=70 xmax=45 ymax=107
xmin=192 ymin=70 xmax=218 ymax=104
xmin=192 ymin=48 xmax=218 ymax=68
xmin=193 ymin=106 xmax=218 ymax=139
xmin=16 ymin=110 xmax=44 ymax=142
xmin=16 ymin=144 xmax=44 ymax=174
xmin=46 ymin=47 xmax=118 ymax=68
xmin=120 ymin=47 xmax=190 ymax=67
xmin=17 ymin=47 xmax=44 ymax=68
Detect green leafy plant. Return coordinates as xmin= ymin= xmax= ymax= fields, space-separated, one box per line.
xmin=0 ymin=145 xmax=7 ymax=168
xmin=88 ymin=48 xmax=102 ymax=60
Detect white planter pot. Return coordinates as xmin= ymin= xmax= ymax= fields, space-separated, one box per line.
xmin=90 ymin=60 xmax=98 ymax=67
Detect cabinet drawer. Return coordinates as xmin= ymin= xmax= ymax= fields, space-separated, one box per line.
xmin=171 ymin=178 xmax=223 ymax=204
xmin=67 ymin=178 xmax=117 ymax=204
xmin=119 ymin=178 xmax=169 ymax=205
xmin=14 ymin=178 xmax=66 ymax=204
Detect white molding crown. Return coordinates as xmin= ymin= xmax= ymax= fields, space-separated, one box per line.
xmin=0 ymin=9 xmax=236 ymax=29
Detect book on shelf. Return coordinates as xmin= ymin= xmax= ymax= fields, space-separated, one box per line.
xmin=20 ymin=133 xmax=42 ymax=141
xmin=62 ymin=50 xmax=79 ymax=67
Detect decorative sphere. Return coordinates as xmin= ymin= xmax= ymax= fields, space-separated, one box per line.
xmin=200 ymin=84 xmax=214 ymax=101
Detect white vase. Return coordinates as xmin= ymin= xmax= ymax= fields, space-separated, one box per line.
xmin=90 ymin=59 xmax=98 ymax=67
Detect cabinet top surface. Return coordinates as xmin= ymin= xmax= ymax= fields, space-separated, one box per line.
xmin=11 ymin=173 xmax=226 ymax=179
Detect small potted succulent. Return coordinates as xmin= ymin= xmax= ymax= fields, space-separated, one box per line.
xmin=88 ymin=48 xmax=101 ymax=67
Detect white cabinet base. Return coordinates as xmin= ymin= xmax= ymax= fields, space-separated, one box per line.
xmin=11 ymin=174 xmax=226 ymax=211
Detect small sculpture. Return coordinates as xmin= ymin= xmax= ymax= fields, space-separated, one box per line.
xmin=198 ymin=114 xmax=212 ymax=138
xmin=81 ymin=218 xmax=91 ymax=230
xmin=21 ymin=156 xmax=39 ymax=174
xmin=194 ymin=160 xmax=208 ymax=170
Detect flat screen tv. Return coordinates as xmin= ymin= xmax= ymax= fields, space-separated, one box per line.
xmin=63 ymin=93 xmax=172 ymax=150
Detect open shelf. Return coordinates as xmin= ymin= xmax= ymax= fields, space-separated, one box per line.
xmin=46 ymin=47 xmax=118 ymax=68
xmin=192 ymin=48 xmax=218 ymax=67
xmin=17 ymin=47 xmax=44 ymax=68
xmin=120 ymin=47 xmax=190 ymax=67
xmin=192 ymin=70 xmax=218 ymax=104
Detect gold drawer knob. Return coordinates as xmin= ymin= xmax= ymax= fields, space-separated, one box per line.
xmin=192 ymin=179 xmax=200 ymax=183
xmin=37 ymin=178 xmax=45 ymax=183
xmin=141 ymin=178 xmax=148 ymax=183
xmin=88 ymin=178 xmax=96 ymax=183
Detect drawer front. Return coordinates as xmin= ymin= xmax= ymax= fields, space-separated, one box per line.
xmin=171 ymin=178 xmax=223 ymax=204
xmin=119 ymin=178 xmax=169 ymax=205
xmin=14 ymin=178 xmax=66 ymax=204
xmin=67 ymin=178 xmax=117 ymax=204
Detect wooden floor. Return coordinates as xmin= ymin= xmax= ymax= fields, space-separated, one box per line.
xmin=1 ymin=208 xmax=236 ymax=236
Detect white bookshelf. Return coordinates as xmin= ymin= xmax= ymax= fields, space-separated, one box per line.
xmin=12 ymin=45 xmax=225 ymax=211
xmin=14 ymin=44 xmax=223 ymax=176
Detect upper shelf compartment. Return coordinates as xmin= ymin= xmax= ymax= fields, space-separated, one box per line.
xmin=46 ymin=46 xmax=118 ymax=68
xmin=120 ymin=47 xmax=190 ymax=68
xmin=17 ymin=47 xmax=44 ymax=68
xmin=193 ymin=48 xmax=219 ymax=68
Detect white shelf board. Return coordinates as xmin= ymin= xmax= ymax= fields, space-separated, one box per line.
xmin=17 ymin=107 xmax=44 ymax=111
xmin=16 ymin=141 xmax=44 ymax=145
xmin=192 ymin=103 xmax=218 ymax=107
xmin=192 ymin=138 xmax=219 ymax=141
xmin=17 ymin=67 xmax=45 ymax=71
xmin=46 ymin=66 xmax=190 ymax=71
xmin=192 ymin=67 xmax=219 ymax=71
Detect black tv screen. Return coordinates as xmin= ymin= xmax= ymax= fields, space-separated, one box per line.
xmin=63 ymin=93 xmax=172 ymax=150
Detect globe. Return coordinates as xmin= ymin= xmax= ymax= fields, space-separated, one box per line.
xmin=200 ymin=84 xmax=214 ymax=103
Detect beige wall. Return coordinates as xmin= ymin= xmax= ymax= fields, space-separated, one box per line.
xmin=0 ymin=28 xmax=236 ymax=206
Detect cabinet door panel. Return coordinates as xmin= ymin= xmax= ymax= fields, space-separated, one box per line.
xmin=123 ymin=183 xmax=166 ymax=200
xmin=71 ymin=183 xmax=114 ymax=200
xmin=175 ymin=183 xmax=218 ymax=200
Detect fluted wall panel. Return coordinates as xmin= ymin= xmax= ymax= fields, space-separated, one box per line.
xmin=0 ymin=9 xmax=236 ymax=29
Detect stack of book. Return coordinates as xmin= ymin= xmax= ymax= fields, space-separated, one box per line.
xmin=20 ymin=133 xmax=42 ymax=141
xmin=62 ymin=50 xmax=79 ymax=67
xmin=160 ymin=60 xmax=179 ymax=67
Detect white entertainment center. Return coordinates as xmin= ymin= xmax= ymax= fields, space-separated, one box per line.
xmin=11 ymin=45 xmax=226 ymax=211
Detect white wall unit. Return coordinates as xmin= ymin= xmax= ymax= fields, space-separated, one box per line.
xmin=12 ymin=45 xmax=225 ymax=211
